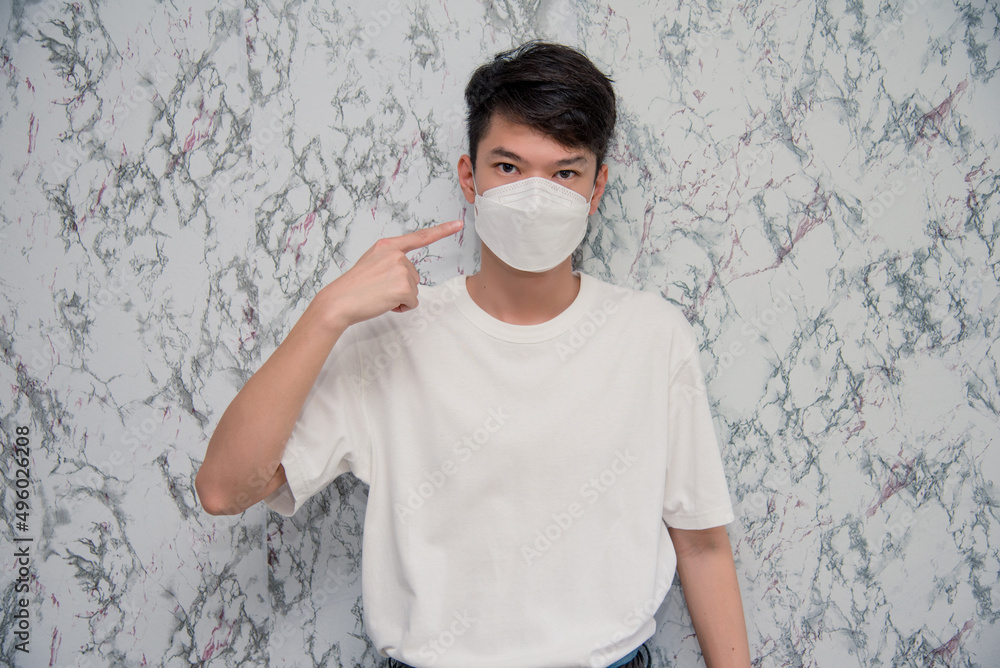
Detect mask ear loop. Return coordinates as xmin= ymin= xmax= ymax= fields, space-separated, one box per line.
xmin=584 ymin=177 xmax=598 ymax=213
xmin=471 ymin=171 xmax=481 ymax=217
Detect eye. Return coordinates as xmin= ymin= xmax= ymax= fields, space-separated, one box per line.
xmin=497 ymin=162 xmax=518 ymax=174
xmin=556 ymin=170 xmax=577 ymax=179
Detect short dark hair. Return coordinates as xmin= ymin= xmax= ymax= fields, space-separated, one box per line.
xmin=464 ymin=41 xmax=616 ymax=171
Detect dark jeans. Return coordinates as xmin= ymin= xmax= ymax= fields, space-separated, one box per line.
xmin=386 ymin=643 xmax=651 ymax=668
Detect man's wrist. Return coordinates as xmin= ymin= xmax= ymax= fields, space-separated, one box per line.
xmin=309 ymin=284 xmax=354 ymax=338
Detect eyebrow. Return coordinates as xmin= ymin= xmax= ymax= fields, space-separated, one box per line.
xmin=488 ymin=147 xmax=590 ymax=168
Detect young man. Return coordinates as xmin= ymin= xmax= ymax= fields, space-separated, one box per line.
xmin=196 ymin=42 xmax=751 ymax=668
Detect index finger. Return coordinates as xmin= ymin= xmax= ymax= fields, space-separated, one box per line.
xmin=393 ymin=219 xmax=464 ymax=253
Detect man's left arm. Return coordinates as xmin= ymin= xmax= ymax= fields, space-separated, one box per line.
xmin=668 ymin=525 xmax=752 ymax=668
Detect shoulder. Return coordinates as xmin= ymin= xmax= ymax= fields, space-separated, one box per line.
xmin=581 ymin=273 xmax=698 ymax=346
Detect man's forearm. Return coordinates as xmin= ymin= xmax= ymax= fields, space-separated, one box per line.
xmin=195 ymin=290 xmax=347 ymax=515
xmin=669 ymin=526 xmax=752 ymax=667
xmin=195 ymin=220 xmax=463 ymax=515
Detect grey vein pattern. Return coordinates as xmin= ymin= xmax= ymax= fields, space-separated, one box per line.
xmin=0 ymin=0 xmax=997 ymax=666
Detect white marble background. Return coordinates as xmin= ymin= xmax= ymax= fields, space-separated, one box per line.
xmin=1 ymin=0 xmax=997 ymax=665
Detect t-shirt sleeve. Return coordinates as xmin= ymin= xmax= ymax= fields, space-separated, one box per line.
xmin=661 ymin=343 xmax=736 ymax=530
xmin=264 ymin=326 xmax=372 ymax=517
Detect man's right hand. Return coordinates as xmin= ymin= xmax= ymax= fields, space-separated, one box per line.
xmin=195 ymin=219 xmax=463 ymax=515
xmin=322 ymin=219 xmax=464 ymax=330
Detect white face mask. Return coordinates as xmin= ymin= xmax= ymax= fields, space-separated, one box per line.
xmin=473 ymin=176 xmax=593 ymax=273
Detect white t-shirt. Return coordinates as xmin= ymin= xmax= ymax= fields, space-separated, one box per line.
xmin=266 ymin=273 xmax=735 ymax=668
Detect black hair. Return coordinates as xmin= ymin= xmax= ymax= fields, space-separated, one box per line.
xmin=464 ymin=41 xmax=617 ymax=171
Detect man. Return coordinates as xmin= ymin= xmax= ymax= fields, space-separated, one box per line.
xmin=196 ymin=42 xmax=751 ymax=668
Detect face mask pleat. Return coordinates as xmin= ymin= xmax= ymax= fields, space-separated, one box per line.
xmin=472 ymin=176 xmax=592 ymax=273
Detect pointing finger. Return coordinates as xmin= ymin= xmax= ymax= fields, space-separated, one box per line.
xmin=393 ymin=220 xmax=464 ymax=254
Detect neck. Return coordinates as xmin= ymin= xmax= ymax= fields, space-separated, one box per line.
xmin=466 ymin=248 xmax=580 ymax=325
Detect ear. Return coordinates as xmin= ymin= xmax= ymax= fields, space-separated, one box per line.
xmin=457 ymin=154 xmax=477 ymax=204
xmin=589 ymin=163 xmax=609 ymax=216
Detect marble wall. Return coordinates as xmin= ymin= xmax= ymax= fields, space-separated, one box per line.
xmin=1 ymin=0 xmax=997 ymax=665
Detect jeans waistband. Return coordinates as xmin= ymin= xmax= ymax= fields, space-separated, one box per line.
xmin=387 ymin=643 xmax=647 ymax=668
xmin=607 ymin=645 xmax=642 ymax=668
